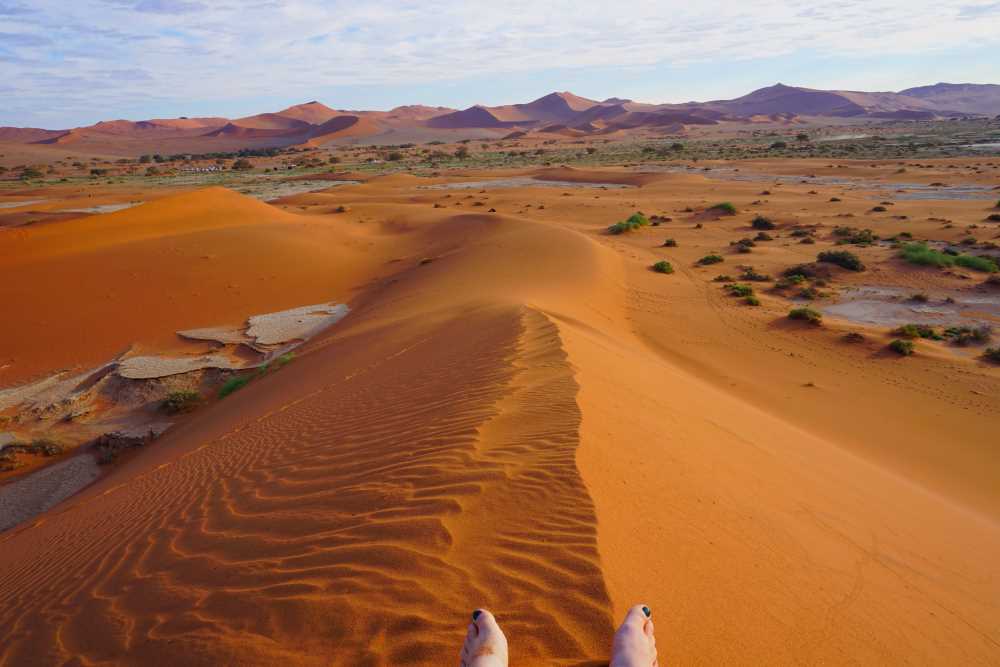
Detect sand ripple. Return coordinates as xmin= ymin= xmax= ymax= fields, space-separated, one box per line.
xmin=0 ymin=305 xmax=612 ymax=665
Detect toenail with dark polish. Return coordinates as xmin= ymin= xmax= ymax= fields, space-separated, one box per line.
xmin=642 ymin=606 xmax=651 ymax=617
xmin=472 ymin=610 xmax=482 ymax=621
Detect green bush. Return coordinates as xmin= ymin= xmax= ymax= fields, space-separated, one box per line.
xmin=751 ymin=215 xmax=776 ymax=230
xmin=788 ymin=307 xmax=822 ymax=325
xmin=900 ymin=243 xmax=998 ymax=272
xmin=889 ymin=339 xmax=914 ymax=356
xmin=161 ymin=391 xmax=202 ymax=414
xmin=745 ymin=295 xmax=761 ymax=306
xmin=955 ymin=254 xmax=998 ymax=273
xmin=836 ymin=228 xmax=878 ymax=246
xmin=219 ymin=376 xmax=250 ymax=398
xmin=709 ymin=202 xmax=737 ymax=215
xmin=818 ymin=250 xmax=865 ymax=271
xmin=892 ymin=324 xmax=941 ymax=340
xmin=662 ymin=238 xmax=677 ymax=247
xmin=900 ymin=243 xmax=952 ymax=267
xmin=697 ymin=254 xmax=724 ymax=265
xmin=725 ymin=284 xmax=754 ymax=297
xmin=740 ymin=268 xmax=771 ymax=282
xmin=608 ymin=212 xmax=650 ymax=234
xmin=652 ymin=260 xmax=674 ymax=274
xmin=944 ymin=325 xmax=991 ymax=346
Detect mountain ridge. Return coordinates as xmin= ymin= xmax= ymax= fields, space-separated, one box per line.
xmin=2 ymin=83 xmax=995 ymax=154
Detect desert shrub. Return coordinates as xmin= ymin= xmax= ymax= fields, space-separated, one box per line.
xmin=798 ymin=287 xmax=822 ymax=300
xmin=17 ymin=439 xmax=65 ymax=457
xmin=899 ymin=243 xmax=952 ymax=267
xmin=731 ymin=238 xmax=755 ymax=253
xmin=745 ymin=295 xmax=761 ymax=306
xmin=889 ymin=339 xmax=914 ymax=356
xmin=790 ymin=229 xmax=813 ymax=238
xmin=662 ymin=238 xmax=677 ymax=247
xmin=454 ymin=146 xmax=469 ymax=159
xmin=800 ymin=237 xmax=816 ymax=244
xmin=754 ymin=232 xmax=773 ymax=241
xmin=987 ymin=214 xmax=1000 ymax=222
xmin=775 ymin=274 xmax=806 ymax=289
xmin=944 ymin=325 xmax=992 ymax=346
xmin=712 ymin=274 xmax=734 ymax=282
xmin=231 ymin=158 xmax=253 ymax=170
xmin=842 ymin=332 xmax=866 ymax=343
xmin=770 ymin=141 xmax=787 ymax=149
xmin=219 ymin=376 xmax=250 ymax=398
xmin=386 ymin=151 xmax=404 ymax=161
xmin=709 ymin=202 xmax=737 ymax=215
xmin=788 ymin=307 xmax=822 ymax=325
xmin=955 ymin=254 xmax=998 ymax=273
xmin=909 ymin=292 xmax=929 ymax=302
xmin=652 ymin=260 xmax=674 ymax=274
xmin=740 ymin=267 xmax=771 ymax=282
xmin=161 ymin=391 xmax=201 ymax=414
xmin=985 ymin=274 xmax=1000 ymax=288
xmin=892 ymin=323 xmax=941 ymax=340
xmin=995 ymin=200 xmax=1000 ymax=209
xmin=19 ymin=167 xmax=43 ymax=180
xmin=608 ymin=212 xmax=650 ymax=234
xmin=697 ymin=254 xmax=724 ymax=265
xmin=984 ymin=347 xmax=1000 ymax=363
xmin=818 ymin=250 xmax=865 ymax=271
xmin=836 ymin=228 xmax=878 ymax=246
xmin=829 ymin=197 xmax=842 ymax=202
xmin=871 ymin=205 xmax=887 ymax=212
xmin=725 ymin=284 xmax=754 ymax=297
xmin=751 ymin=215 xmax=776 ymax=230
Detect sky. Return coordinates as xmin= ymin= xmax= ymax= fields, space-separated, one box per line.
xmin=1 ymin=0 xmax=999 ymax=128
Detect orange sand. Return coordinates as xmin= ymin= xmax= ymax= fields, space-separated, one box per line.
xmin=0 ymin=163 xmax=998 ymax=665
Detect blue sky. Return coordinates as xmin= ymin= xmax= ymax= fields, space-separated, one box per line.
xmin=1 ymin=0 xmax=999 ymax=128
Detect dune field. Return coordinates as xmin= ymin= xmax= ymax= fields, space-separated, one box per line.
xmin=0 ymin=159 xmax=998 ymax=665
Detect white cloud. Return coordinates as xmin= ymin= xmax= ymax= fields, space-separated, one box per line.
xmin=1 ymin=0 xmax=999 ymax=126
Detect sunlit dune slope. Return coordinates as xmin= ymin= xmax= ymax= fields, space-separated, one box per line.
xmin=0 ymin=189 xmax=997 ymax=665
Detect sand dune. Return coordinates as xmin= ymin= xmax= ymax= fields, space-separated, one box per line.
xmin=0 ymin=169 xmax=998 ymax=664
xmin=0 ymin=187 xmax=390 ymax=387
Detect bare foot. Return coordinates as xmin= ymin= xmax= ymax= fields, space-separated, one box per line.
xmin=460 ymin=609 xmax=508 ymax=667
xmin=610 ymin=605 xmax=657 ymax=667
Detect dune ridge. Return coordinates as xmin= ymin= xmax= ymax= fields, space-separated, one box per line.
xmin=1 ymin=177 xmax=998 ymax=664
xmin=0 ymin=303 xmax=613 ymax=665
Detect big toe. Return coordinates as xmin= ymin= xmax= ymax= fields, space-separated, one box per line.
xmin=611 ymin=605 xmax=657 ymax=667
xmin=461 ymin=609 xmax=508 ymax=667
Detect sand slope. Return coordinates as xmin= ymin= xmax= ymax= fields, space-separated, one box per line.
xmin=0 ymin=172 xmax=998 ymax=665
xmin=0 ymin=187 xmax=390 ymax=387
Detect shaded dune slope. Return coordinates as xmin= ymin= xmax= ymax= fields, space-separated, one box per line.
xmin=0 ymin=212 xmax=617 ymax=665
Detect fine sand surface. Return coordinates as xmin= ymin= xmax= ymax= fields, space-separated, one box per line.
xmin=0 ymin=165 xmax=998 ymax=664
